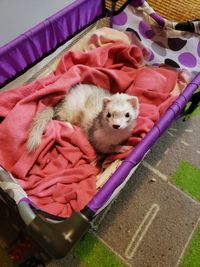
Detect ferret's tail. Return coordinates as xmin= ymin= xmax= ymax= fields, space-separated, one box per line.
xmin=27 ymin=107 xmax=54 ymax=152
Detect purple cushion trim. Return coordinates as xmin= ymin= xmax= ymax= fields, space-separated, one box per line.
xmin=18 ymin=197 xmax=37 ymax=208
xmin=130 ymin=0 xmax=145 ymax=7
xmin=0 ymin=0 xmax=102 ymax=86
xmin=150 ymin=12 xmax=165 ymax=27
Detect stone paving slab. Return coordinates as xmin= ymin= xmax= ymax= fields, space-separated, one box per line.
xmin=96 ymin=163 xmax=200 ymax=267
xmin=144 ymin=117 xmax=200 ymax=180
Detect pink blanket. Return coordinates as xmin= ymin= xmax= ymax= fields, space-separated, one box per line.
xmin=0 ymin=41 xmax=183 ymax=217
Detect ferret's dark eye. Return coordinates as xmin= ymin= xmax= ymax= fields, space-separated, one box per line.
xmin=125 ymin=112 xmax=130 ymax=118
xmin=107 ymin=112 xmax=111 ymax=118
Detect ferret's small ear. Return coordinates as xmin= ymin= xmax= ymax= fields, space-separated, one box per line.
xmin=103 ymin=97 xmax=111 ymax=107
xmin=128 ymin=96 xmax=139 ymax=108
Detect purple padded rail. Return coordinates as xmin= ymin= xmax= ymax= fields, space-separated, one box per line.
xmin=0 ymin=0 xmax=103 ymax=87
xmin=130 ymin=0 xmax=165 ymax=26
xmin=87 ymin=72 xmax=200 ymax=213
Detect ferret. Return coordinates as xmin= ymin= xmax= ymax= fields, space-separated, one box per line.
xmin=27 ymin=84 xmax=139 ymax=154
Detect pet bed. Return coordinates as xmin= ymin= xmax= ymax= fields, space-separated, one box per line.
xmin=0 ymin=0 xmax=199 ymax=265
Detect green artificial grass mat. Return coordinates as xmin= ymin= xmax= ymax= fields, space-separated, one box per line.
xmin=0 ymin=232 xmax=126 ymax=267
xmin=184 ymin=87 xmax=200 ymax=119
xmin=73 ymin=232 xmax=127 ymax=267
xmin=171 ymin=161 xmax=200 ymax=267
xmin=171 ymin=161 xmax=200 ymax=202
xmin=190 ymin=104 xmax=200 ymax=117
xmin=184 ymin=103 xmax=200 ymax=118
xmin=180 ymin=226 xmax=200 ymax=267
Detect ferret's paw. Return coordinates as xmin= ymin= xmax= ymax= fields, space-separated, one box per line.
xmin=113 ymin=145 xmax=132 ymax=154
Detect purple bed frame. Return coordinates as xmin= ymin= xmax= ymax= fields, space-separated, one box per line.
xmin=0 ymin=0 xmax=200 ymax=261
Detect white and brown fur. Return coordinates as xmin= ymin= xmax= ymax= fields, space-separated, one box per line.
xmin=27 ymin=84 xmax=139 ymax=154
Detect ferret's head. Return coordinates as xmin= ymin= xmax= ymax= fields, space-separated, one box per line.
xmin=102 ymin=93 xmax=139 ymax=130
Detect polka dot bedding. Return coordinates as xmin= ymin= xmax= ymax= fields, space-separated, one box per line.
xmin=111 ymin=1 xmax=200 ymax=74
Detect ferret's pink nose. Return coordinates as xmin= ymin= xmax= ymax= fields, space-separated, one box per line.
xmin=113 ymin=124 xmax=120 ymax=129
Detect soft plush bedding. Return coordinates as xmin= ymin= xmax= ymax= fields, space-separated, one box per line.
xmin=0 ymin=28 xmax=190 ymax=217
